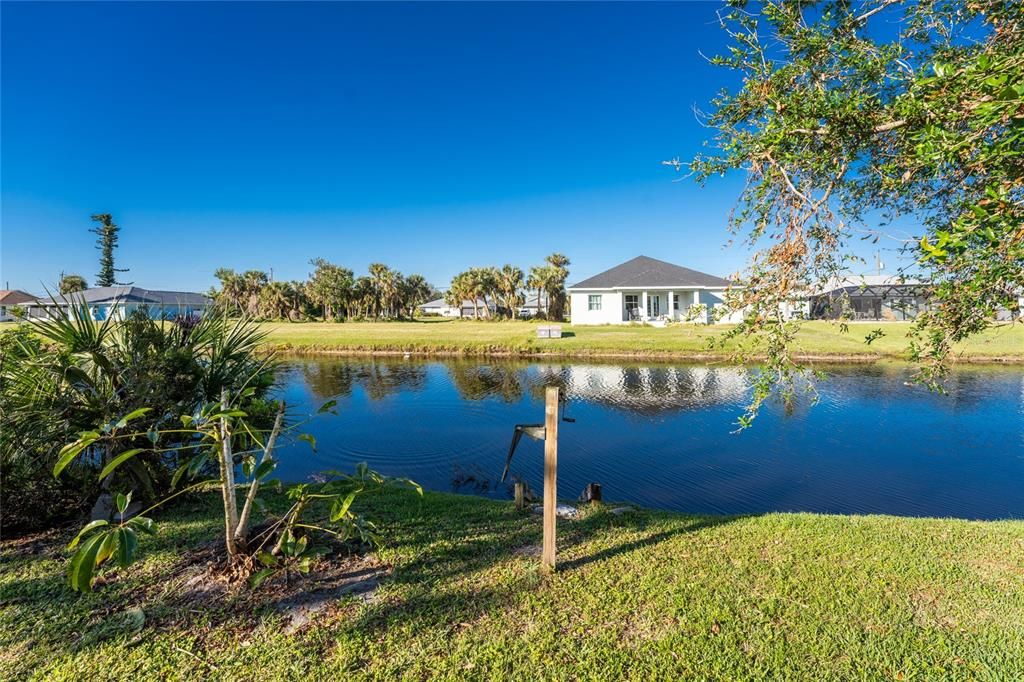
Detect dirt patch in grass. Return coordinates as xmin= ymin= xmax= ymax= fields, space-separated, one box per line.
xmin=130 ymin=538 xmax=390 ymax=635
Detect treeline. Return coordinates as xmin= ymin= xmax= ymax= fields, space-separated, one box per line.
xmin=210 ymin=260 xmax=437 ymax=321
xmin=447 ymin=253 xmax=570 ymax=321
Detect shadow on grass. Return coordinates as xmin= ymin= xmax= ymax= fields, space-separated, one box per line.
xmin=0 ymin=489 xmax=748 ymax=674
xmin=331 ymin=501 xmax=749 ymax=643
xmin=558 ymin=513 xmax=748 ymax=572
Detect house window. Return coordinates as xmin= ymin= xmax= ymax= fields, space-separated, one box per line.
xmin=673 ymin=296 xmax=680 ymax=311
xmin=588 ymin=295 xmax=602 ymax=311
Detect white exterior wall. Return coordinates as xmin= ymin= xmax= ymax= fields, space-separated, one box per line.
xmin=570 ymin=291 xmax=622 ymax=325
xmin=570 ymin=288 xmax=745 ymax=325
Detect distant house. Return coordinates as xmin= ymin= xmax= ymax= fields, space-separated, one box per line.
xmin=518 ymin=291 xmax=549 ymax=318
xmin=567 ymin=256 xmax=742 ymax=325
xmin=0 ymin=290 xmax=38 ymax=322
xmin=417 ymin=297 xmax=494 ymax=319
xmin=807 ymin=275 xmax=931 ymax=321
xmin=27 ymin=287 xmax=212 ymax=321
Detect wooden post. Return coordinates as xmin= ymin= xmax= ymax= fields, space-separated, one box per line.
xmin=514 ymin=481 xmax=525 ymax=511
xmin=542 ymin=386 xmax=559 ymax=573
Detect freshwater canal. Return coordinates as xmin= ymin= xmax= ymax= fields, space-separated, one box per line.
xmin=272 ymin=357 xmax=1024 ymax=520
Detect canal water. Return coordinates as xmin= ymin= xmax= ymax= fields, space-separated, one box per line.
xmin=272 ymin=357 xmax=1024 ymax=520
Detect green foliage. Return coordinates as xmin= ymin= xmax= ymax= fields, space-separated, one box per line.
xmin=211 ymin=262 xmax=433 ymax=321
xmin=89 ymin=213 xmax=129 ymax=287
xmin=58 ymin=273 xmax=88 ymax=295
xmin=52 ymin=371 xmax=418 ymax=592
xmin=0 ymin=307 xmax=275 ymax=533
xmin=687 ymin=0 xmax=1023 ymax=420
xmin=64 ymin=492 xmax=155 ymax=592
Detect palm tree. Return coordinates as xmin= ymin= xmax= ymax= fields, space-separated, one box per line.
xmin=474 ymin=267 xmax=498 ymax=319
xmin=368 ymin=263 xmax=395 ymax=318
xmin=402 ymin=274 xmax=433 ymax=318
xmin=352 ymin=277 xmax=374 ymax=318
xmin=259 ymin=281 xmax=292 ymax=319
xmin=242 ymin=270 xmax=269 ymax=317
xmin=213 ymin=268 xmax=245 ymax=315
xmin=543 ymin=253 xmax=571 ymax=321
xmin=496 ymin=265 xmax=524 ymax=318
xmin=58 ymin=273 xmax=88 ymax=295
xmin=527 ymin=266 xmax=550 ymax=318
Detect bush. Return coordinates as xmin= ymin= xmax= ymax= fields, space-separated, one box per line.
xmin=0 ymin=309 xmax=275 ymax=536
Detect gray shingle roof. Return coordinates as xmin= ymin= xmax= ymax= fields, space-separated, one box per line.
xmin=37 ymin=287 xmax=210 ymax=307
xmin=569 ymin=256 xmax=730 ymax=289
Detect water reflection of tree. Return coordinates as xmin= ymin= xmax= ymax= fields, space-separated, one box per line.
xmin=822 ymin=363 xmax=1003 ymax=409
xmin=297 ymin=359 xmax=428 ymax=401
xmin=448 ymin=362 xmax=526 ymax=402
xmin=355 ymin=361 xmax=428 ymax=400
xmin=299 ymin=361 xmax=357 ymax=401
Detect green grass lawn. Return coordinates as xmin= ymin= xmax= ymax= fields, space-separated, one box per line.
xmin=3 ymin=318 xmax=1019 ymax=361
xmin=259 ymin=318 xmax=1024 ymax=361
xmin=3 ymin=489 xmax=1023 ymax=679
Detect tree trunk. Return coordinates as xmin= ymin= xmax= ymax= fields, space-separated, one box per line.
xmin=234 ymin=404 xmax=285 ymax=548
xmin=219 ymin=389 xmax=240 ymax=559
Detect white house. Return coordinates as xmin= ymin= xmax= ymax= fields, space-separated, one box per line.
xmin=518 ymin=291 xmax=549 ymax=318
xmin=568 ymin=255 xmax=742 ymax=325
xmin=27 ymin=287 xmax=212 ymax=321
xmin=417 ymin=297 xmax=495 ymax=319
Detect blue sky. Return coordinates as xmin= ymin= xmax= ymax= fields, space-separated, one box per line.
xmin=2 ymin=1 xmax=889 ymax=293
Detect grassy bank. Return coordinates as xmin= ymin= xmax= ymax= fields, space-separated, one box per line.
xmin=260 ymin=318 xmax=1024 ymax=362
xmin=2 ymin=489 xmax=1023 ymax=679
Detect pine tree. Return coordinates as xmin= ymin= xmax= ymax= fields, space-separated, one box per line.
xmin=90 ymin=214 xmax=130 ymax=287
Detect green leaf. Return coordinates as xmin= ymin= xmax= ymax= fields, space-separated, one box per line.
xmin=298 ymin=433 xmax=317 ymax=452
xmin=96 ymin=530 xmax=119 ymax=566
xmin=99 ymin=449 xmax=147 ymax=481
xmin=114 ymin=407 xmax=153 ymax=430
xmin=330 ymin=491 xmax=358 ymax=522
xmin=53 ymin=433 xmax=99 ymax=478
xmin=68 ymin=532 xmax=107 ymax=592
xmin=68 ymin=520 xmax=109 ymax=550
xmin=115 ymin=491 xmax=132 ymax=515
xmin=256 ymin=551 xmax=278 ymax=567
xmin=250 ymin=568 xmax=276 ymax=588
xmin=317 ymin=399 xmax=338 ymax=414
xmin=171 ymin=462 xmax=190 ymax=489
xmin=253 ymin=459 xmax=277 ymax=481
xmin=116 ymin=527 xmax=138 ymax=568
xmin=126 ymin=516 xmax=155 ymax=535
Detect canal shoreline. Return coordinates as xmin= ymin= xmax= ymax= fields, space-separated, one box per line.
xmin=258 ymin=319 xmax=1024 ymax=365
xmin=267 ymin=344 xmax=1024 ymax=365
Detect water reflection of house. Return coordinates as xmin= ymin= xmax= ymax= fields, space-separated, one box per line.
xmin=550 ymin=364 xmax=749 ymax=414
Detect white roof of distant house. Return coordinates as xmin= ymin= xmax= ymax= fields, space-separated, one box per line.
xmin=813 ymin=274 xmax=928 ymax=295
xmin=521 ymin=292 xmax=549 ymax=308
xmin=419 ymin=297 xmax=489 ymax=308
xmin=35 ymin=287 xmax=211 ymax=307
